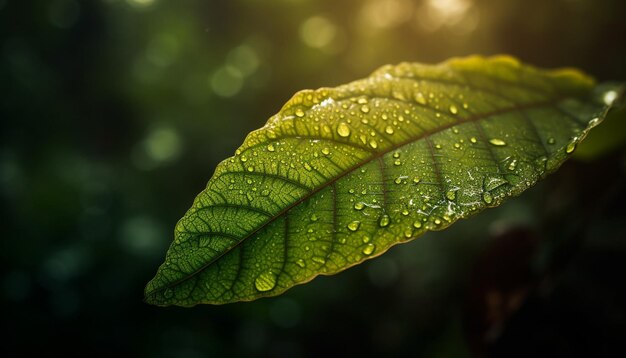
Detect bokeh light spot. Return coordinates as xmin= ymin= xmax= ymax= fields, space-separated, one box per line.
xmin=359 ymin=0 xmax=414 ymax=29
xmin=120 ymin=215 xmax=166 ymax=257
xmin=299 ymin=16 xmax=337 ymax=49
xmin=415 ymin=0 xmax=476 ymax=32
xmin=227 ymin=45 xmax=260 ymax=77
xmin=132 ymin=126 xmax=183 ymax=170
xmin=210 ymin=66 xmax=244 ymax=97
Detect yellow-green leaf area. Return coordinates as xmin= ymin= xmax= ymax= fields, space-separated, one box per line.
xmin=144 ymin=55 xmax=623 ymax=306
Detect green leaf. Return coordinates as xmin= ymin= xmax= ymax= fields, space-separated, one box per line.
xmin=144 ymin=55 xmax=623 ymax=306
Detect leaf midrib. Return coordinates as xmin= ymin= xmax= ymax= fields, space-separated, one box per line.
xmin=145 ymin=96 xmax=565 ymax=299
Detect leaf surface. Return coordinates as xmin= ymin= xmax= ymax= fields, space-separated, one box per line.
xmin=145 ymin=55 xmax=622 ymax=306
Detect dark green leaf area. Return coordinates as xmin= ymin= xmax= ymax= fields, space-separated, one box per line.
xmin=145 ymin=56 xmax=622 ymax=306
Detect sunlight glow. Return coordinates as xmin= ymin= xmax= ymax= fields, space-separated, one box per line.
xmin=416 ymin=0 xmax=478 ymax=33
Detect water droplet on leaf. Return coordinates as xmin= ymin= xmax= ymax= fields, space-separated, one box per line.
xmin=362 ymin=244 xmax=375 ymax=255
xmin=347 ymin=221 xmax=361 ymax=232
xmin=484 ymin=176 xmax=508 ymax=191
xmin=254 ymin=270 xmax=277 ymax=292
xmin=379 ymin=215 xmax=390 ymax=227
xmin=415 ymin=92 xmax=427 ymax=105
xmin=337 ymin=122 xmax=351 ymax=137
xmin=489 ymin=138 xmax=506 ymax=146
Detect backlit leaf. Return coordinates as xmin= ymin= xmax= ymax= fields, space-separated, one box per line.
xmin=145 ymin=55 xmax=623 ymax=306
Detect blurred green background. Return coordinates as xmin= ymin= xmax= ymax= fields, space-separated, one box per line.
xmin=2 ymin=0 xmax=626 ymax=356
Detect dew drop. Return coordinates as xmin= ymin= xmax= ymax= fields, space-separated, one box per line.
xmin=415 ymin=92 xmax=427 ymax=105
xmin=362 ymin=236 xmax=370 ymax=244
xmin=588 ymin=117 xmax=603 ymax=128
xmin=413 ymin=221 xmax=422 ymax=229
xmin=385 ymin=126 xmax=394 ymax=134
xmin=304 ymin=162 xmax=312 ymax=171
xmin=247 ymin=166 xmax=255 ymax=172
xmin=358 ymin=97 xmax=368 ymax=104
xmin=296 ymin=259 xmax=306 ymax=268
xmin=267 ymin=144 xmax=275 ymax=152
xmin=254 ymin=270 xmax=277 ymax=292
xmin=413 ymin=177 xmax=421 ymax=184
xmin=547 ymin=137 xmax=556 ymax=145
xmin=312 ymin=256 xmax=326 ymax=264
xmin=483 ymin=192 xmax=493 ymax=204
xmin=484 ymin=176 xmax=508 ymax=191
xmin=347 ymin=221 xmax=361 ymax=232
xmin=240 ymin=155 xmax=248 ymax=162
xmin=310 ymin=214 xmax=318 ymax=222
xmin=394 ymin=159 xmax=401 ymax=166
xmin=295 ymin=108 xmax=305 ymax=117
xmin=566 ymin=141 xmax=577 ymax=154
xmin=379 ymin=215 xmax=390 ymax=227
xmin=393 ymin=152 xmax=400 ymax=158
xmin=489 ymin=138 xmax=506 ymax=146
xmin=449 ymin=104 xmax=458 ymax=114
xmin=470 ymin=137 xmax=477 ymax=144
xmin=337 ymin=122 xmax=351 ymax=137
xmin=446 ymin=190 xmax=456 ymax=201
xmin=507 ymin=159 xmax=518 ymax=171
xmin=354 ymin=202 xmax=365 ymax=210
xmin=603 ymin=90 xmax=618 ymax=106
xmin=369 ymin=139 xmax=378 ymax=149
xmin=434 ymin=218 xmax=442 ymax=225
xmin=404 ymin=228 xmax=413 ymax=238
xmin=394 ymin=177 xmax=402 ymax=184
xmin=362 ymin=243 xmax=376 ymax=256
xmin=360 ymin=105 xmax=370 ymax=113
xmin=401 ymin=209 xmax=409 ymax=216
xmin=322 ymin=147 xmax=330 ymax=155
